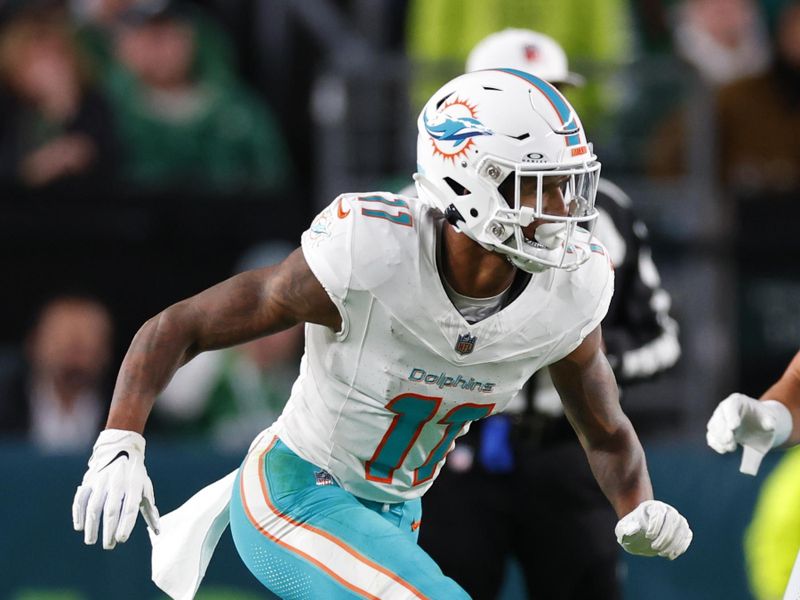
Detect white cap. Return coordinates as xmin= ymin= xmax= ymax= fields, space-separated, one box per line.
xmin=466 ymin=28 xmax=585 ymax=87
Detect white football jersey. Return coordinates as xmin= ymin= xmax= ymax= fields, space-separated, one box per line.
xmin=272 ymin=192 xmax=613 ymax=503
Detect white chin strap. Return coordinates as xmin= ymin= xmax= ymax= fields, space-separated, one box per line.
xmin=533 ymin=223 xmax=567 ymax=249
xmin=505 ymin=224 xmax=594 ymax=273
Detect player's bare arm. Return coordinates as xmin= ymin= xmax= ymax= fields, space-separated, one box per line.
xmin=551 ymin=326 xmax=691 ymax=559
xmin=761 ymin=350 xmax=800 ymax=442
xmin=549 ymin=326 xmax=652 ymax=518
xmin=107 ymin=248 xmax=339 ymax=434
xmin=73 ymin=248 xmax=339 ymax=549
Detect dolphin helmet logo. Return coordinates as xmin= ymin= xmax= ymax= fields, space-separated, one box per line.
xmin=424 ymin=114 xmax=492 ymax=146
xmin=424 ymin=97 xmax=493 ymax=162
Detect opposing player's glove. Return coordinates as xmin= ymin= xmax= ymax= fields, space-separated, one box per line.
xmin=615 ymin=500 xmax=692 ymax=560
xmin=706 ymin=393 xmax=793 ymax=475
xmin=72 ymin=429 xmax=160 ymax=550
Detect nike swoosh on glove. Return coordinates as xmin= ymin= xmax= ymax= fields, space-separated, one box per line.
xmin=615 ymin=500 xmax=692 ymax=560
xmin=72 ymin=429 xmax=160 ymax=550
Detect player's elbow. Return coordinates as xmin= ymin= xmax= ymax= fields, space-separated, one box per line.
xmin=144 ymin=302 xmax=200 ymax=357
xmin=583 ymin=414 xmax=637 ymax=454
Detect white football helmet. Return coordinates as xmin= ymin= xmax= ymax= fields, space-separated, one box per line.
xmin=414 ymin=68 xmax=601 ymax=272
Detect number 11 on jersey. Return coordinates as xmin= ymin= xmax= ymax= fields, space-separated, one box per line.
xmin=365 ymin=393 xmax=494 ymax=485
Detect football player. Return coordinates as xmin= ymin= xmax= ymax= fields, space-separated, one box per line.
xmin=72 ymin=69 xmax=692 ymax=599
xmin=419 ymin=29 xmax=682 ymax=600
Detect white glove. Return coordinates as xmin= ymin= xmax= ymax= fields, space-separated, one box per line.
xmin=706 ymin=393 xmax=793 ymax=475
xmin=615 ymin=500 xmax=692 ymax=560
xmin=72 ymin=429 xmax=160 ymax=550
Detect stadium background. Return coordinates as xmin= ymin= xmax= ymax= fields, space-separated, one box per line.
xmin=1 ymin=0 xmax=799 ymax=598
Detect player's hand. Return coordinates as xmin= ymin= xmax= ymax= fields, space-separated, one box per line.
xmin=706 ymin=393 xmax=793 ymax=475
xmin=615 ymin=500 xmax=692 ymax=560
xmin=72 ymin=429 xmax=160 ymax=550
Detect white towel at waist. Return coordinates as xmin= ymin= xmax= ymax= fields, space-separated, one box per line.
xmin=149 ymin=470 xmax=237 ymax=600
xmin=148 ymin=427 xmax=275 ymax=599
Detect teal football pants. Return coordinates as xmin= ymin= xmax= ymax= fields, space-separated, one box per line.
xmin=229 ymin=436 xmax=469 ymax=599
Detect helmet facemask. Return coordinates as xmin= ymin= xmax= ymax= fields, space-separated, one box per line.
xmin=482 ymin=157 xmax=601 ymax=272
xmin=415 ymin=155 xmax=601 ymax=273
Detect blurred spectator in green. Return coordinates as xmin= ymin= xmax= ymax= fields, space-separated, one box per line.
xmin=0 ymin=8 xmax=120 ymax=188
xmin=155 ymin=242 xmax=303 ymax=451
xmin=0 ymin=296 xmax=114 ymax=452
xmin=405 ymin=0 xmax=632 ymax=131
xmin=70 ymin=0 xmax=237 ymax=85
xmin=714 ymin=0 xmax=800 ymax=194
xmin=71 ymin=0 xmax=145 ymax=73
xmin=106 ymin=0 xmax=290 ymax=192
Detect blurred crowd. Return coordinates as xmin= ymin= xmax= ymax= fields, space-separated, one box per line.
xmin=0 ymin=0 xmax=796 ymax=443
xmin=1 ymin=1 xmax=800 ymax=597
xmin=0 ymin=0 xmax=291 ymax=193
xmin=0 ymin=0 xmax=797 ymax=197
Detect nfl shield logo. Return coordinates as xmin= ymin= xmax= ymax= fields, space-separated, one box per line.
xmin=314 ymin=470 xmax=334 ymax=486
xmin=455 ymin=332 xmax=477 ymax=355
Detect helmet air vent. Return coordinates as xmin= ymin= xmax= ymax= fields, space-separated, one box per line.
xmin=435 ymin=91 xmax=455 ymax=110
xmin=443 ymin=177 xmax=471 ymax=196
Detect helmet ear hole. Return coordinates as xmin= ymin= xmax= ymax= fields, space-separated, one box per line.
xmin=443 ymin=177 xmax=471 ymax=196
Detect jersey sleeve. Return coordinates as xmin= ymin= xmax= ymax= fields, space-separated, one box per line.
xmin=301 ymin=192 xmax=420 ymax=338
xmin=582 ymin=248 xmax=615 ymax=339
xmin=301 ymin=195 xmax=356 ymax=331
xmin=547 ymin=246 xmax=615 ymax=365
